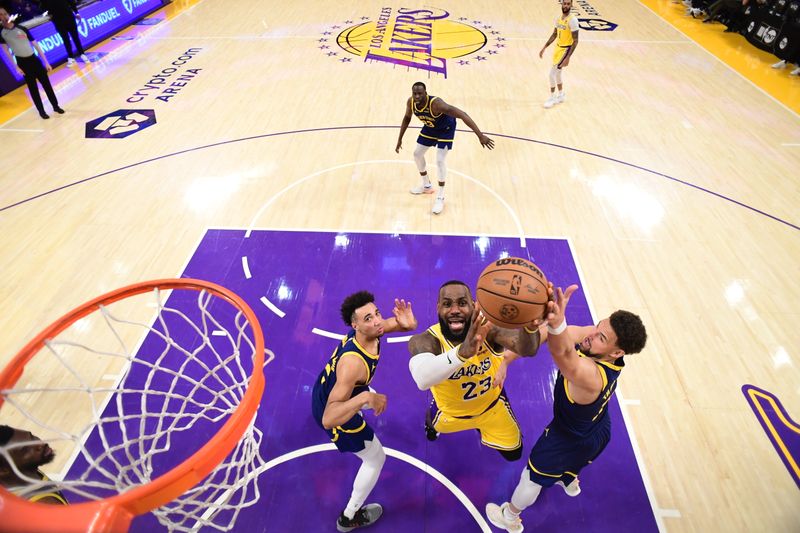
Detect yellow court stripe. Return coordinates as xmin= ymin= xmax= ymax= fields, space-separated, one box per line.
xmin=0 ymin=0 xmax=204 ymax=125
xmin=748 ymin=389 xmax=800 ymax=477
xmin=638 ymin=0 xmax=800 ymax=115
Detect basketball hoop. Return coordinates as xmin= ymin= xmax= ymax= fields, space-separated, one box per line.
xmin=0 ymin=279 xmax=266 ymax=533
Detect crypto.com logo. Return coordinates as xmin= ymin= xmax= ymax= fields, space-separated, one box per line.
xmin=85 ymin=109 xmax=157 ymax=139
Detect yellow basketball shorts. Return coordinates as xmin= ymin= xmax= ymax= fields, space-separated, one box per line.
xmin=552 ymin=45 xmax=572 ymax=68
xmin=431 ymin=392 xmax=521 ymax=451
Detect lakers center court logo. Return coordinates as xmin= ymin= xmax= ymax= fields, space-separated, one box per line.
xmin=318 ymin=8 xmax=505 ymax=77
xmin=85 ymin=109 xmax=157 ymax=139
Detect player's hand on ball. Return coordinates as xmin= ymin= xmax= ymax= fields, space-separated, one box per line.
xmin=546 ymin=284 xmax=579 ymax=327
xmin=457 ymin=306 xmax=491 ymax=361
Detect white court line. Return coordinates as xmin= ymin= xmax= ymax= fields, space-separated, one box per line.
xmin=260 ymin=296 xmax=285 ymax=318
xmin=637 ymin=0 xmax=799 ymax=119
xmin=387 ymin=335 xmax=412 ymax=343
xmin=312 ymin=328 xmax=345 ymax=340
xmin=241 ymin=256 xmax=252 ymax=279
xmin=243 ymin=160 xmax=526 ymax=248
xmin=248 ymin=444 xmax=493 ymax=532
xmin=566 ymin=237 xmax=667 ymax=533
xmin=151 ymin=35 xmax=320 ymax=40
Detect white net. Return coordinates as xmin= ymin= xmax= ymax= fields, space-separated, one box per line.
xmin=0 ymin=285 xmax=269 ymax=532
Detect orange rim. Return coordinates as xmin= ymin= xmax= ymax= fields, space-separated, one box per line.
xmin=0 ymin=279 xmax=266 ymax=533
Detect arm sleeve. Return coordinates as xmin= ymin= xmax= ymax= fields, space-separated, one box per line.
xmin=408 ymin=347 xmax=468 ymax=391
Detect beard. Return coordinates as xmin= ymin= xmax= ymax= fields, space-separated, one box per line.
xmin=562 ymin=6 xmax=571 ymax=13
xmin=37 ymin=448 xmax=56 ymax=467
xmin=438 ymin=315 xmax=471 ymax=345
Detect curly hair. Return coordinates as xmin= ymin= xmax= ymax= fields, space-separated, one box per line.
xmin=340 ymin=291 xmax=375 ymax=326
xmin=609 ymin=310 xmax=647 ymax=355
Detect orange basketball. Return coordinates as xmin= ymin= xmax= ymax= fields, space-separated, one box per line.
xmin=476 ymin=257 xmax=549 ymax=329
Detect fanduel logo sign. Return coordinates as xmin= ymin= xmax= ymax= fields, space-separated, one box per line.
xmin=122 ymin=0 xmax=150 ymax=15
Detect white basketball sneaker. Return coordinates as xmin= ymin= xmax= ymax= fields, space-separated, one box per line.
xmin=556 ymin=91 xmax=566 ymax=104
xmin=432 ymin=196 xmax=445 ymax=215
xmin=80 ymin=54 xmax=90 ymax=63
xmin=66 ymin=57 xmax=76 ymax=67
xmin=556 ymin=478 xmax=581 ymax=496
xmin=485 ymin=502 xmax=524 ymax=532
xmin=771 ymin=60 xmax=787 ymax=69
xmin=543 ymin=94 xmax=558 ymax=109
xmin=410 ymin=184 xmax=435 ymax=195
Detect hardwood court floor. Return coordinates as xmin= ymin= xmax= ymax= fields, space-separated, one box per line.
xmin=0 ymin=0 xmax=798 ymax=531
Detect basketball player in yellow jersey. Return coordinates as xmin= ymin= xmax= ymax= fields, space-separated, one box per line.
xmin=407 ymin=281 xmax=543 ymax=461
xmin=539 ymin=0 xmax=579 ymax=109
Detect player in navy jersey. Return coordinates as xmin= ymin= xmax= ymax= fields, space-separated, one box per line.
xmin=395 ymin=81 xmax=494 ymax=215
xmin=485 ymin=284 xmax=647 ymax=532
xmin=312 ymin=291 xmax=417 ymax=532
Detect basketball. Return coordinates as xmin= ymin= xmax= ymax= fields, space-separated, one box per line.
xmin=476 ymin=257 xmax=549 ymax=329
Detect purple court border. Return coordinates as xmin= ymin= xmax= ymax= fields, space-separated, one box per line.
xmin=1 ymin=126 xmax=797 ymax=232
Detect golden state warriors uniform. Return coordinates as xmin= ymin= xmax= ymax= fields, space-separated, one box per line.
xmin=9 ymin=470 xmax=68 ymax=504
xmin=426 ymin=323 xmax=522 ymax=451
xmin=525 ymin=348 xmax=623 ymax=486
xmin=311 ymin=330 xmax=380 ymax=453
xmin=413 ymin=95 xmax=457 ymax=149
xmin=552 ymin=13 xmax=579 ymax=68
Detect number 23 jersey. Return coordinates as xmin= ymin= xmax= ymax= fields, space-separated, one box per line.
xmin=426 ymin=323 xmax=504 ymax=418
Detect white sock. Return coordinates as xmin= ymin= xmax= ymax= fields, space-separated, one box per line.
xmin=437 ymin=182 xmax=445 ymax=199
xmin=503 ymin=505 xmax=520 ymax=521
xmin=421 ymin=173 xmax=431 ymax=186
xmin=343 ymin=437 xmax=386 ymax=519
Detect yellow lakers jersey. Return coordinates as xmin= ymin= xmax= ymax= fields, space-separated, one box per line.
xmin=556 ymin=14 xmax=577 ymax=47
xmin=9 ymin=469 xmax=68 ymax=504
xmin=428 ymin=323 xmax=504 ymax=417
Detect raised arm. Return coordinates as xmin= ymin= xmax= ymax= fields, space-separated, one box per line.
xmin=408 ymin=307 xmax=491 ymax=390
xmin=321 ymin=355 xmax=386 ymax=429
xmin=543 ymin=285 xmax=603 ymax=399
xmin=395 ymin=97 xmax=413 ymax=153
xmin=489 ymin=324 xmax=544 ymax=357
xmin=383 ymin=298 xmax=418 ymax=333
xmin=430 ymin=98 xmax=494 ymax=149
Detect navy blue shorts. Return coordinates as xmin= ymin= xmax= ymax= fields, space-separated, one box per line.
xmin=314 ymin=411 xmax=375 ymax=453
xmin=525 ymin=422 xmax=610 ymax=487
xmin=417 ymin=123 xmax=455 ymax=149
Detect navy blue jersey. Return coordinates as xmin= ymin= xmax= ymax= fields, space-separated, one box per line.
xmin=311 ymin=329 xmax=381 ymax=423
xmin=552 ymin=348 xmax=623 ymax=438
xmin=413 ymin=95 xmax=456 ymax=130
